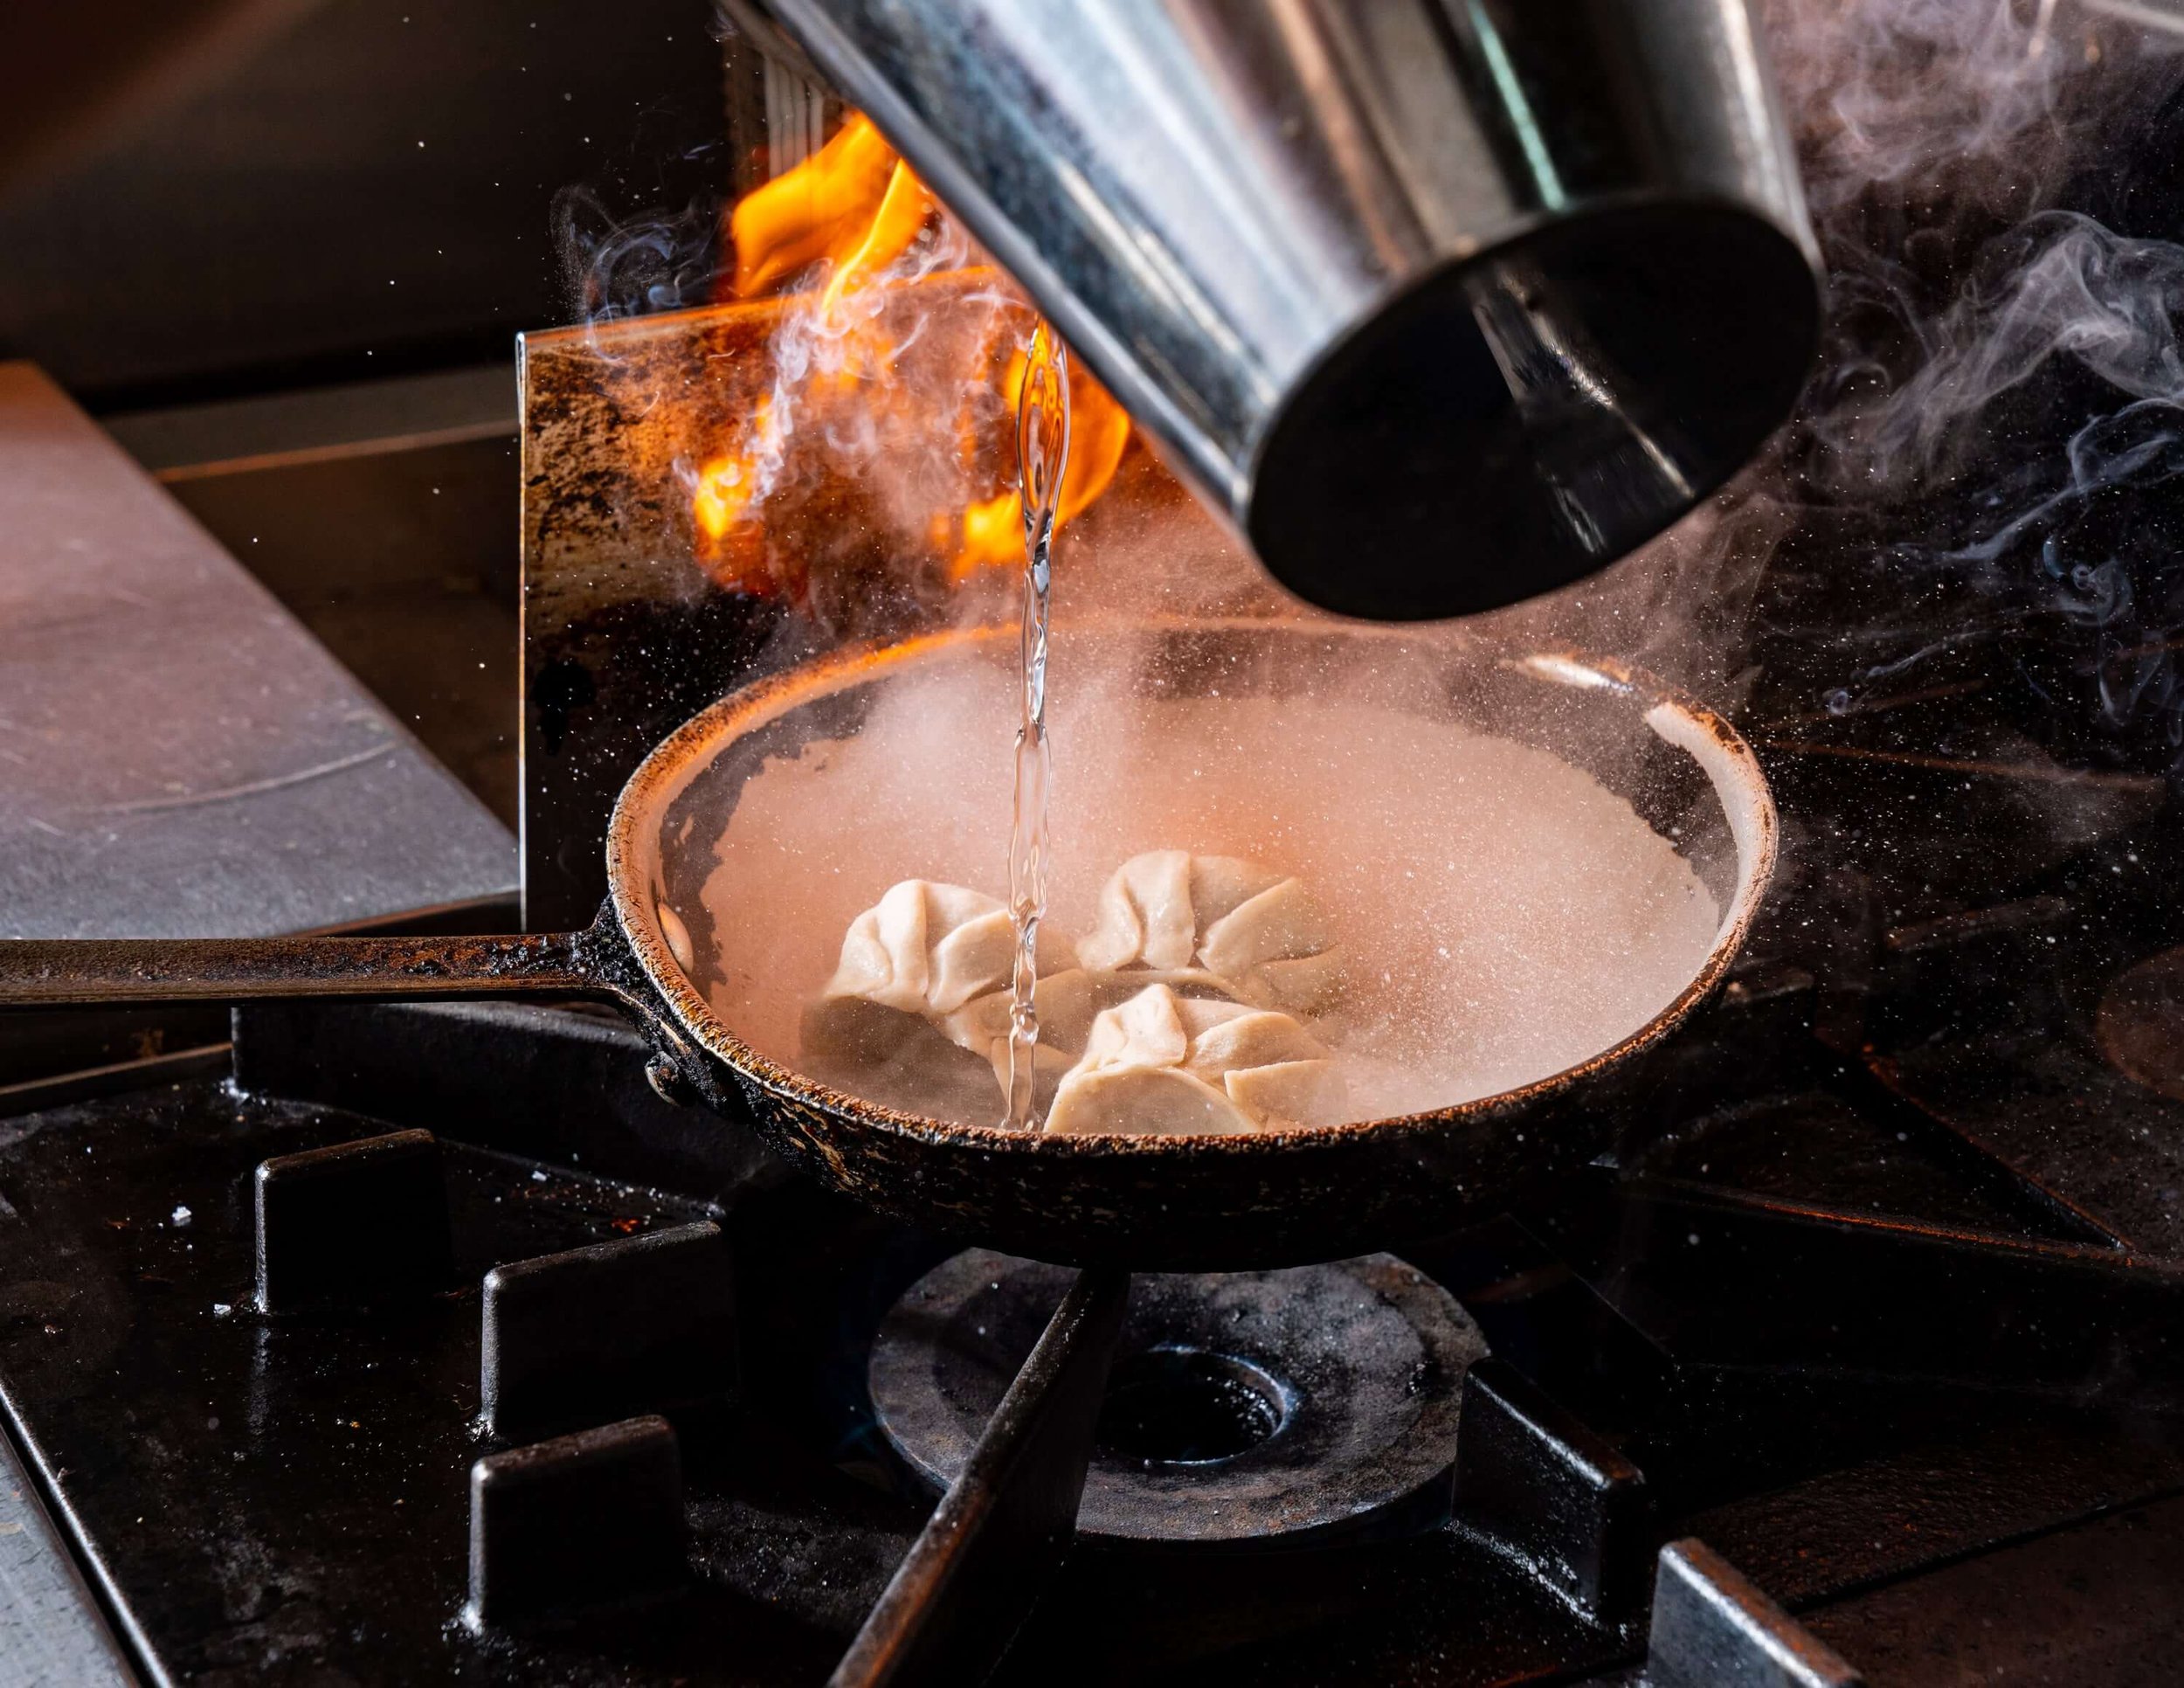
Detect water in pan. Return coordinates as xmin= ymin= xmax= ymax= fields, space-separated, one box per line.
xmin=696 ymin=632 xmax=1723 ymax=1131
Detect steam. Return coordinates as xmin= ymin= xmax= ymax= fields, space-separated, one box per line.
xmin=511 ymin=1 xmax=2184 ymax=1131
xmin=1480 ymin=0 xmax=2184 ymax=762
xmin=1765 ymin=0 xmax=2085 ymax=216
xmin=1817 ymin=212 xmax=2184 ymax=485
xmin=1770 ymin=0 xmax=2183 ymax=471
xmin=1769 ymin=0 xmax=2184 ymax=757
xmin=557 ymin=1 xmax=2184 ymax=751
xmin=699 ymin=636 xmax=1729 ymax=1126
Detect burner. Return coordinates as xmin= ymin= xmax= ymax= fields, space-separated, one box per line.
xmin=1097 ymin=1347 xmax=1288 ymax=1464
xmin=867 ymin=1249 xmax=1482 ymax=1548
xmin=2098 ymin=947 xmax=2184 ymax=1102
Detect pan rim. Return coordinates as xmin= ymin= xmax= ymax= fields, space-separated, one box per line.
xmin=605 ymin=614 xmax=1778 ymax=1156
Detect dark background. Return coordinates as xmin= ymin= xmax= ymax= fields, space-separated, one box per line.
xmin=0 ymin=0 xmax=729 ymax=408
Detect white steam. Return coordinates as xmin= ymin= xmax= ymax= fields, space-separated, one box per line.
xmin=1532 ymin=0 xmax=2184 ymax=748
xmin=576 ymin=2 xmax=2184 ymax=743
xmin=1764 ymin=0 xmax=2084 ymax=214
xmin=698 ymin=636 xmax=1727 ymax=1127
xmin=1819 ymin=211 xmax=2184 ymax=484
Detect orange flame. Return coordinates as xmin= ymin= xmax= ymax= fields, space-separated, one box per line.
xmin=692 ymin=394 xmax=779 ymax=542
xmin=729 ymin=115 xmax=914 ymax=299
xmin=948 ymin=347 xmax=1134 ymax=580
xmin=694 ymin=112 xmax=1130 ymax=591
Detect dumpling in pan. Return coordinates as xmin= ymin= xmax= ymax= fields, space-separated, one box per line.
xmin=941 ymin=965 xmax=1268 ymax=1110
xmin=1044 ymin=982 xmax=1350 ymax=1137
xmin=804 ymin=881 xmax=1039 ymax=1067
xmin=822 ymin=879 xmax=1016 ymax=1016
xmin=1074 ymin=851 xmax=1343 ymax=1013
xmin=936 ymin=967 xmax=1106 ymax=1104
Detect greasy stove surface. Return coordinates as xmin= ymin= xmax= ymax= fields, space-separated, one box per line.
xmin=0 ymin=1075 xmax=917 ymax=1685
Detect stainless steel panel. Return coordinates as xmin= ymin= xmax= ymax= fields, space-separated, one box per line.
xmin=0 ymin=362 xmax=515 ymax=938
xmin=0 ymin=1428 xmax=136 ymax=1687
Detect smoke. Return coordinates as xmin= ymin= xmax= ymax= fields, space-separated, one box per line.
xmin=1770 ymin=0 xmax=2183 ymax=458
xmin=557 ymin=0 xmax=2184 ymax=755
xmin=1814 ymin=212 xmax=2184 ymax=485
xmin=554 ymin=186 xmax=723 ymax=323
xmin=550 ymin=65 xmax=742 ymax=326
xmin=1790 ymin=0 xmax=2184 ymax=762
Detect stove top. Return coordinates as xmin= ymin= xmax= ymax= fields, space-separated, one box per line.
xmin=5 ymin=726 xmax=2184 ymax=1685
xmin=13 ymin=3 xmax=2184 ymax=1678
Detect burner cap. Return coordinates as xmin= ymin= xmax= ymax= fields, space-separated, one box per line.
xmin=869 ymin=1250 xmax=1483 ymax=1548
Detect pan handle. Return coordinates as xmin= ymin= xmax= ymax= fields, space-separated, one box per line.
xmin=0 ymin=919 xmax=625 ymax=1009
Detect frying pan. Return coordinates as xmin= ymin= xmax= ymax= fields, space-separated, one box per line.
xmin=0 ymin=619 xmax=1774 ymax=1269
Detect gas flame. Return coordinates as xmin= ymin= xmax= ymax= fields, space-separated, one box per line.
xmin=949 ymin=346 xmax=1133 ymax=580
xmin=692 ymin=113 xmax=1130 ymax=592
xmin=729 ymin=115 xmax=916 ymax=300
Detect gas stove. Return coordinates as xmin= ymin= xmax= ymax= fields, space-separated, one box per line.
xmin=4 ymin=626 xmax=2184 ymax=1685
xmin=10 ymin=195 xmax=2184 ymax=1688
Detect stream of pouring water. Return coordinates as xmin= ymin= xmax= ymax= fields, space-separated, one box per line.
xmin=1004 ymin=323 xmax=1071 ymax=1129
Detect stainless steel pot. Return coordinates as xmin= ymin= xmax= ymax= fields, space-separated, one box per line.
xmin=758 ymin=0 xmax=1822 ymax=618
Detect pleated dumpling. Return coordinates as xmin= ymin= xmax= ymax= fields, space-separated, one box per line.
xmin=936 ymin=967 xmax=1106 ymax=1103
xmin=1074 ymin=852 xmax=1342 ymax=1013
xmin=804 ymin=880 xmax=1061 ymax=1073
xmin=823 ymin=879 xmax=1016 ymax=1015
xmin=1044 ymin=982 xmax=1350 ymax=1136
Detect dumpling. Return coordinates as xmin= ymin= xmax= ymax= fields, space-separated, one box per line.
xmin=1044 ymin=983 xmax=1350 ymax=1136
xmin=936 ymin=967 xmax=1107 ymax=1104
xmin=805 ymin=881 xmax=1044 ymax=1069
xmin=822 ymin=879 xmax=1016 ymax=1016
xmin=1074 ymin=852 xmax=1343 ymax=1013
xmin=804 ymin=877 xmax=1101 ymax=1113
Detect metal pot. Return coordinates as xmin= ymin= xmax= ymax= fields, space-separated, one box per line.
xmin=0 ymin=620 xmax=1774 ymax=1268
xmin=757 ymin=0 xmax=1821 ymax=619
